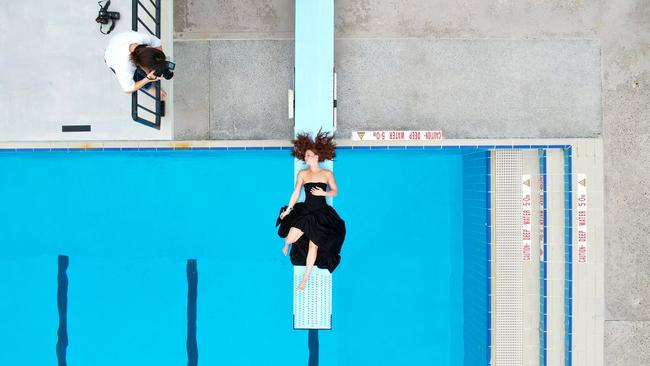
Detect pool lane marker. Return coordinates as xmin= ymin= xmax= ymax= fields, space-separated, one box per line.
xmin=56 ymin=255 xmax=69 ymax=366
xmin=187 ymin=260 xmax=198 ymax=366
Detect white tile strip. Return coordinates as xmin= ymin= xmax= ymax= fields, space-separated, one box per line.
xmin=494 ymin=150 xmax=524 ymax=365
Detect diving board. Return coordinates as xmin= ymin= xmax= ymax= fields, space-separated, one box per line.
xmin=293 ymin=266 xmax=332 ymax=330
xmin=293 ymin=0 xmax=335 ymax=134
xmin=292 ymin=0 xmax=335 ymax=330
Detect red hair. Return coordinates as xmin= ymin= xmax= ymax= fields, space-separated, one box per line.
xmin=291 ymin=131 xmax=336 ymax=162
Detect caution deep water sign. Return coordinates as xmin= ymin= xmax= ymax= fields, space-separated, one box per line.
xmin=352 ymin=130 xmax=443 ymax=141
xmin=577 ymin=174 xmax=588 ymax=263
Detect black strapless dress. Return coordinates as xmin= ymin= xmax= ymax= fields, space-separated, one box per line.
xmin=276 ymin=182 xmax=346 ymax=273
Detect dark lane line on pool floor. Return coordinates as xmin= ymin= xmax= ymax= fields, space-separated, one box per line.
xmin=187 ymin=259 xmax=198 ymax=366
xmin=56 ymin=255 xmax=69 ymax=366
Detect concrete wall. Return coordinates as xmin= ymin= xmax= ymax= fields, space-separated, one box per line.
xmin=335 ymin=39 xmax=601 ymax=139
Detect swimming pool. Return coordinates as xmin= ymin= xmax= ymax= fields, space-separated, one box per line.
xmin=0 ymin=148 xmax=489 ymax=365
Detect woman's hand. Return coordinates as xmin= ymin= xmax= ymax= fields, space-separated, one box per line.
xmin=280 ymin=209 xmax=290 ymax=220
xmin=310 ymin=187 xmax=326 ymax=196
xmin=149 ymin=86 xmax=167 ymax=100
xmin=146 ymin=70 xmax=162 ymax=81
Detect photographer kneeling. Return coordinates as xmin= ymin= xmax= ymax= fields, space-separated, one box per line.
xmin=104 ymin=30 xmax=172 ymax=100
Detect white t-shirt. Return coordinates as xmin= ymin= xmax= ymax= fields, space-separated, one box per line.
xmin=104 ymin=31 xmax=162 ymax=92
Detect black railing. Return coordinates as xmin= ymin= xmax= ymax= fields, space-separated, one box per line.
xmin=131 ymin=0 xmax=164 ymax=129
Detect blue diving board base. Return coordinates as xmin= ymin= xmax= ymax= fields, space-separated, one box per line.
xmin=293 ymin=266 xmax=333 ymax=330
xmin=294 ymin=0 xmax=335 ymax=134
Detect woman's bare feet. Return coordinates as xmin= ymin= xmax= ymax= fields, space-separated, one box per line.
xmin=282 ymin=244 xmax=289 ymax=256
xmin=297 ymin=276 xmax=308 ymax=291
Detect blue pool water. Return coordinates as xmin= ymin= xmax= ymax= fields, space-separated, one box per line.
xmin=0 ymin=149 xmax=488 ymax=365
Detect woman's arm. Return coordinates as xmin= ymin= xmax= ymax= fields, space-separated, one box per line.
xmin=142 ymin=32 xmax=162 ymax=48
xmin=324 ymin=171 xmax=338 ymax=197
xmin=128 ymin=77 xmax=154 ymax=93
xmin=127 ymin=70 xmax=162 ymax=93
xmin=286 ymin=171 xmax=305 ymax=209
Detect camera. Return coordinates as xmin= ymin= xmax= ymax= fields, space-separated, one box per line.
xmin=96 ymin=0 xmax=120 ymax=34
xmin=154 ymin=61 xmax=175 ymax=80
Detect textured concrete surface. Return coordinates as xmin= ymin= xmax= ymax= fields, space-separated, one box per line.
xmin=173 ymin=41 xmax=211 ymax=139
xmin=175 ymin=38 xmax=602 ymax=140
xmin=174 ymin=40 xmax=293 ymax=139
xmin=174 ymin=0 xmax=294 ymax=39
xmin=605 ymin=321 xmax=650 ymax=366
xmin=174 ymin=1 xmax=603 ymax=140
xmin=335 ymin=39 xmax=601 ymax=139
xmin=334 ymin=0 xmax=601 ymax=39
xmin=601 ymin=1 xmax=650 ymax=324
xmin=209 ymin=40 xmax=293 ymax=139
xmin=174 ymin=0 xmax=602 ymax=40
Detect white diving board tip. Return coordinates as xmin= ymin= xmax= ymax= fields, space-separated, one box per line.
xmin=293 ymin=266 xmax=332 ymax=330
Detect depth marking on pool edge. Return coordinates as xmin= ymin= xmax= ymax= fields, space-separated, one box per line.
xmin=187 ymin=260 xmax=198 ymax=366
xmin=308 ymin=329 xmax=319 ymax=366
xmin=56 ymin=255 xmax=69 ymax=366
